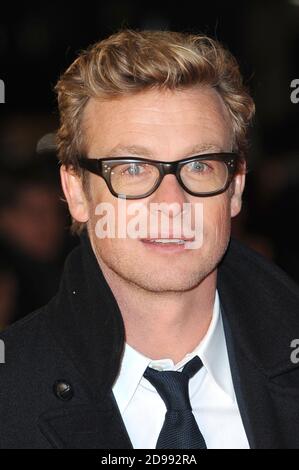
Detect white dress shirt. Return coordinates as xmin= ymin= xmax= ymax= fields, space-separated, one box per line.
xmin=112 ymin=290 xmax=250 ymax=449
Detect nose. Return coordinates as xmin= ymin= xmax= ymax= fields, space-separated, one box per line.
xmin=149 ymin=174 xmax=188 ymax=216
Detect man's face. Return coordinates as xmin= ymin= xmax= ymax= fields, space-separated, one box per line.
xmin=62 ymin=86 xmax=245 ymax=292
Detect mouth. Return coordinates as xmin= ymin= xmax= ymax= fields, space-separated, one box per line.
xmin=140 ymin=237 xmax=194 ymax=252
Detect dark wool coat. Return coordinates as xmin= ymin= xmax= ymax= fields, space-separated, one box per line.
xmin=1 ymin=231 xmax=299 ymax=449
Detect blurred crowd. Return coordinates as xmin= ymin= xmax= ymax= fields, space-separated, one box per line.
xmin=0 ymin=121 xmax=79 ymax=329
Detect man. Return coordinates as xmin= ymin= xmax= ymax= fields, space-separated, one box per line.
xmin=1 ymin=29 xmax=299 ymax=449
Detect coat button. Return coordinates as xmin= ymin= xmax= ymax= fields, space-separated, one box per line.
xmin=53 ymin=381 xmax=74 ymax=401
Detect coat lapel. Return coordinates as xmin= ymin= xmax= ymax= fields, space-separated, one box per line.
xmin=46 ymin=230 xmax=127 ymax=404
xmin=218 ymin=238 xmax=299 ymax=449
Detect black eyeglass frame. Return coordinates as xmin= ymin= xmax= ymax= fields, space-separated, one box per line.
xmin=78 ymin=152 xmax=239 ymax=199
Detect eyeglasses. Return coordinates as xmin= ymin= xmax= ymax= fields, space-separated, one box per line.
xmin=78 ymin=152 xmax=238 ymax=199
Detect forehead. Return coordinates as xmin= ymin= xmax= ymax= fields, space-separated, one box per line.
xmin=82 ymin=86 xmax=233 ymax=157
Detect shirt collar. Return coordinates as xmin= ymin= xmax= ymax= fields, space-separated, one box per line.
xmin=112 ymin=289 xmax=236 ymax=414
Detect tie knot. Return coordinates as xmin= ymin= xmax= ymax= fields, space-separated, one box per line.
xmin=144 ymin=355 xmax=203 ymax=411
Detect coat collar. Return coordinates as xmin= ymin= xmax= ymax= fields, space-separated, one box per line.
xmin=217 ymin=238 xmax=299 ymax=378
xmin=46 ymin=229 xmax=126 ymax=403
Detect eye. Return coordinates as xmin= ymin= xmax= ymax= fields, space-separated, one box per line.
xmin=186 ymin=160 xmax=210 ymax=173
xmin=122 ymin=163 xmax=146 ymax=176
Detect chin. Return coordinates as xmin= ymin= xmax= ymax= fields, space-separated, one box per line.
xmin=106 ymin=256 xmax=213 ymax=293
xmin=131 ymin=277 xmax=206 ymax=293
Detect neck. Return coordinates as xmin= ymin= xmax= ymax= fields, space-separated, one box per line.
xmin=97 ymin=258 xmax=217 ymax=365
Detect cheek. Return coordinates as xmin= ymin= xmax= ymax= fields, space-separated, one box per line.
xmin=202 ymin=195 xmax=231 ymax=242
xmin=89 ymin=174 xmax=110 ymax=201
xmin=87 ymin=181 xmax=143 ymax=247
xmin=88 ymin=175 xmax=116 ymax=221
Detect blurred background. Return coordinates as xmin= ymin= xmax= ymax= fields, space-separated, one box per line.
xmin=0 ymin=0 xmax=298 ymax=329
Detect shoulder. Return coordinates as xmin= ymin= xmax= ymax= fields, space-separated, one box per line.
xmin=220 ymin=237 xmax=299 ymax=299
xmin=0 ymin=296 xmax=66 ymax=381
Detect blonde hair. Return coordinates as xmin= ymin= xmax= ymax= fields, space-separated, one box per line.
xmin=55 ymin=29 xmax=255 ymax=234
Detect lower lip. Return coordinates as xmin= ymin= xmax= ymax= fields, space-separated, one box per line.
xmin=141 ymin=240 xmax=189 ymax=253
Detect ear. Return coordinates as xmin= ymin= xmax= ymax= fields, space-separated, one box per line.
xmin=60 ymin=165 xmax=89 ymax=223
xmin=230 ymin=170 xmax=246 ymax=218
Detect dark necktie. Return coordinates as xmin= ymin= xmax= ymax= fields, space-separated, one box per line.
xmin=144 ymin=355 xmax=207 ymax=449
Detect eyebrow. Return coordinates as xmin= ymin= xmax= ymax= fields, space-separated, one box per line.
xmin=102 ymin=143 xmax=223 ymax=158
